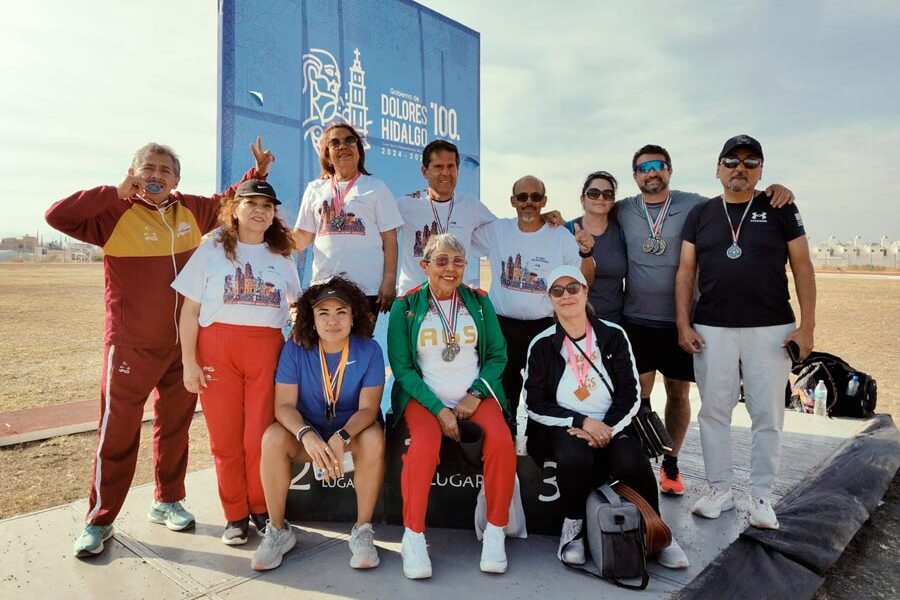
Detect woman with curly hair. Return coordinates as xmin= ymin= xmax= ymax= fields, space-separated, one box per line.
xmin=172 ymin=179 xmax=300 ymax=545
xmin=250 ymin=276 xmax=386 ymax=572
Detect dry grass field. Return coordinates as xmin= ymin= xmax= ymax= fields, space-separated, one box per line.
xmin=0 ymin=262 xmax=896 ymax=521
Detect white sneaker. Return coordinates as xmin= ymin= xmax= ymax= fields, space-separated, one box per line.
xmin=691 ymin=488 xmax=735 ymax=519
xmin=401 ymin=528 xmax=432 ymax=579
xmin=557 ymin=518 xmax=585 ymax=565
xmin=250 ymin=520 xmax=297 ymax=571
xmin=480 ymin=523 xmax=507 ymax=574
xmin=749 ymin=497 xmax=780 ymax=530
xmin=656 ymin=537 xmax=690 ymax=569
xmin=349 ymin=523 xmax=380 ymax=569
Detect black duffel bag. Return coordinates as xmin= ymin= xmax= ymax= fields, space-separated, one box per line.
xmin=792 ymin=351 xmax=877 ymax=418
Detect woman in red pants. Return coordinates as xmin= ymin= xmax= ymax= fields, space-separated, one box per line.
xmin=173 ymin=179 xmax=300 ymax=545
xmin=387 ymin=233 xmax=516 ymax=578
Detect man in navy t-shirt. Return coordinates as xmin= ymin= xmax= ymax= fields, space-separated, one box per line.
xmin=674 ymin=134 xmax=816 ymax=531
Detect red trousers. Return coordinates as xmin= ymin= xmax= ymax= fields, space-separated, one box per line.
xmin=86 ymin=344 xmax=196 ymax=526
xmin=197 ymin=323 xmax=283 ymax=521
xmin=401 ymin=399 xmax=516 ymax=533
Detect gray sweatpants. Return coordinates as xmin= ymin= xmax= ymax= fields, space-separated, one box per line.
xmin=694 ymin=323 xmax=795 ymax=499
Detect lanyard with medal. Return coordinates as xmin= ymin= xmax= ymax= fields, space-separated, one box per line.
xmin=641 ymin=193 xmax=671 ymax=255
xmin=428 ymin=286 xmax=461 ymax=362
xmin=722 ymin=196 xmax=754 ymax=259
xmin=329 ymin=174 xmax=361 ymax=230
xmin=428 ymin=191 xmax=454 ymax=234
xmin=563 ymin=320 xmax=594 ymax=401
xmin=319 ymin=338 xmax=350 ymax=422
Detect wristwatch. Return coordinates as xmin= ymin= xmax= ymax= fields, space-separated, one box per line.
xmin=336 ymin=428 xmax=352 ymax=446
xmin=467 ymin=386 xmax=487 ymax=400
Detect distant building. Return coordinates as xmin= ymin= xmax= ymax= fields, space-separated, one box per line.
xmin=810 ymin=237 xmax=899 ymax=270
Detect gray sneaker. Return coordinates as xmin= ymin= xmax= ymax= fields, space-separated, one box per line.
xmin=147 ymin=501 xmax=195 ymax=531
xmin=221 ymin=518 xmax=250 ymax=545
xmin=73 ymin=524 xmax=114 ymax=558
xmin=349 ymin=523 xmax=380 ymax=569
xmin=251 ymin=520 xmax=297 ymax=571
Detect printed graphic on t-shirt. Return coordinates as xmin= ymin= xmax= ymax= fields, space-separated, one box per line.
xmin=413 ymin=220 xmax=442 ymax=257
xmin=574 ymin=349 xmax=600 ymax=391
xmin=500 ymin=253 xmax=549 ymax=294
xmin=316 ymin=199 xmax=367 ymax=236
xmin=223 ymin=263 xmax=283 ymax=307
xmin=417 ymin=301 xmax=475 ymax=347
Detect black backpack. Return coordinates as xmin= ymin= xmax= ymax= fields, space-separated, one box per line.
xmin=791 ymin=351 xmax=877 ymax=418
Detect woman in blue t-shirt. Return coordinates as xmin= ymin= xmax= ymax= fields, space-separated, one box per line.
xmin=250 ymin=276 xmax=386 ymax=572
xmin=564 ymin=171 xmax=627 ymax=323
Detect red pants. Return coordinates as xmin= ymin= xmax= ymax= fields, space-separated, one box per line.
xmin=401 ymin=399 xmax=516 ymax=532
xmin=197 ymin=323 xmax=284 ymax=521
xmin=86 ymin=344 xmax=196 ymax=526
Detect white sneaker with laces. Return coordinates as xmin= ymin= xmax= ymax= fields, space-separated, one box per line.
xmin=557 ymin=518 xmax=585 ymax=565
xmin=401 ymin=528 xmax=432 ymax=579
xmin=656 ymin=537 xmax=690 ymax=569
xmin=250 ymin=520 xmax=297 ymax=571
xmin=691 ymin=488 xmax=735 ymax=519
xmin=349 ymin=523 xmax=380 ymax=568
xmin=479 ymin=523 xmax=507 ymax=573
xmin=749 ymin=497 xmax=780 ymax=530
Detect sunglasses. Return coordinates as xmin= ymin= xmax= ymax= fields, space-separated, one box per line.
xmin=426 ymin=256 xmax=467 ymax=268
xmin=549 ymin=282 xmax=583 ymax=298
xmin=720 ymin=157 xmax=762 ymax=169
xmin=584 ymin=188 xmax=615 ymax=201
xmin=328 ymin=135 xmax=358 ymax=149
xmin=513 ymin=192 xmax=545 ymax=203
xmin=635 ymin=159 xmax=668 ymax=174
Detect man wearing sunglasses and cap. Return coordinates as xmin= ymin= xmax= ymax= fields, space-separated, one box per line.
xmin=675 ymin=134 xmax=815 ymax=530
xmin=471 ymin=175 xmax=595 ymax=428
xmin=614 ymin=144 xmax=795 ymax=497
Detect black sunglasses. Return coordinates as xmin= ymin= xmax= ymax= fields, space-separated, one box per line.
xmin=513 ymin=192 xmax=545 ymax=203
xmin=549 ymin=282 xmax=583 ymax=298
xmin=584 ymin=188 xmax=615 ymax=201
xmin=720 ymin=157 xmax=762 ymax=169
xmin=328 ymin=135 xmax=358 ymax=149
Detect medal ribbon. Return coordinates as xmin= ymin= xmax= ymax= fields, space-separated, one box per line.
xmin=428 ymin=192 xmax=454 ymax=234
xmin=319 ymin=339 xmax=350 ymax=422
xmin=641 ymin=193 xmax=672 ymax=238
xmin=428 ymin=286 xmax=460 ymax=348
xmin=563 ymin=319 xmax=594 ymax=391
xmin=721 ymin=197 xmax=754 ymax=247
xmin=330 ymin=173 xmax=361 ymax=217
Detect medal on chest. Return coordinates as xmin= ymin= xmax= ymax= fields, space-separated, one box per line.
xmin=429 ymin=287 xmax=461 ymax=362
xmin=641 ymin=194 xmax=671 ymax=256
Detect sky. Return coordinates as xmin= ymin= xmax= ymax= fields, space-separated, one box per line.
xmin=2 ymin=0 xmax=898 ymax=243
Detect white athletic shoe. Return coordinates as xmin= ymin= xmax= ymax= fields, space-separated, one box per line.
xmin=558 ymin=518 xmax=586 ymax=565
xmin=250 ymin=520 xmax=296 ymax=571
xmin=749 ymin=497 xmax=780 ymax=530
xmin=691 ymin=488 xmax=735 ymax=519
xmin=349 ymin=523 xmax=380 ymax=569
xmin=401 ymin=528 xmax=432 ymax=579
xmin=656 ymin=537 xmax=690 ymax=569
xmin=479 ymin=523 xmax=507 ymax=573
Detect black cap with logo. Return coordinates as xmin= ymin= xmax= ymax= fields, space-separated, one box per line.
xmin=718 ymin=134 xmax=764 ymax=160
xmin=235 ymin=179 xmax=281 ymax=205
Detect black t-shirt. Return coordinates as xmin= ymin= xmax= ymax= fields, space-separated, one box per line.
xmin=680 ymin=192 xmax=805 ymax=327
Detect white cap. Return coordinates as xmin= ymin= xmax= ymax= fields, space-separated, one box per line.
xmin=547 ymin=265 xmax=587 ymax=288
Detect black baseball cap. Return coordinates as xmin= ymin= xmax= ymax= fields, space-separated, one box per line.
xmin=718 ymin=134 xmax=764 ymax=160
xmin=235 ymin=179 xmax=281 ymax=205
xmin=311 ymin=285 xmax=352 ymax=308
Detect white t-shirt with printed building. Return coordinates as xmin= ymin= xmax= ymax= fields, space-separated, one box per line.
xmin=395 ymin=190 xmax=497 ymax=294
xmin=416 ymin=297 xmax=479 ymax=409
xmin=172 ymin=238 xmax=302 ymax=328
xmin=296 ymin=174 xmax=404 ymax=295
xmin=472 ymin=219 xmax=582 ymax=320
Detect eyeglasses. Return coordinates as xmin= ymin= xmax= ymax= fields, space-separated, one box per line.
xmin=328 ymin=135 xmax=358 ymax=149
xmin=634 ymin=159 xmax=668 ymax=174
xmin=549 ymin=282 xmax=583 ymax=298
xmin=720 ymin=157 xmax=762 ymax=169
xmin=426 ymin=255 xmax=467 ymax=268
xmin=513 ymin=192 xmax=545 ymax=203
xmin=584 ymin=188 xmax=615 ymax=201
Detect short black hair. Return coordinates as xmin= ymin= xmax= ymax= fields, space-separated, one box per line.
xmin=632 ymin=144 xmax=672 ymax=172
xmin=581 ymin=171 xmax=617 ymax=197
xmin=422 ymin=139 xmax=460 ymax=168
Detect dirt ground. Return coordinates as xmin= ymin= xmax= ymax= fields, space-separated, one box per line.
xmin=0 ymin=262 xmax=897 ymax=597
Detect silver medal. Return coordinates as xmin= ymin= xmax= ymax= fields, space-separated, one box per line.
xmin=450 ymin=342 xmax=461 ymax=354
xmin=642 ymin=237 xmax=656 ymax=253
xmin=441 ymin=345 xmax=457 ymax=362
xmin=654 ymin=238 xmax=667 ymax=255
xmin=726 ymin=244 xmax=742 ymax=259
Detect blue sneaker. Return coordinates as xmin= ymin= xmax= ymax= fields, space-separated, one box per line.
xmin=73 ymin=524 xmax=114 ymax=558
xmin=147 ymin=501 xmax=195 ymax=531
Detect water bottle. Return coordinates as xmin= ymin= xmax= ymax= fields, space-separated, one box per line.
xmin=846 ymin=375 xmax=860 ymax=397
xmin=813 ymin=380 xmax=828 ymax=417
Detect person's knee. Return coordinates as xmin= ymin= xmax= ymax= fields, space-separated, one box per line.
xmin=353 ymin=423 xmax=385 ymax=461
xmin=261 ymin=422 xmax=294 ymax=457
xmin=553 ymin=440 xmax=593 ymax=474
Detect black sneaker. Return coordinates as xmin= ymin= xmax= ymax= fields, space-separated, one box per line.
xmin=250 ymin=512 xmax=269 ymax=534
xmin=222 ymin=518 xmax=250 ymax=545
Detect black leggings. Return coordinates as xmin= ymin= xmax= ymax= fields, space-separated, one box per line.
xmin=549 ymin=428 xmax=659 ymax=519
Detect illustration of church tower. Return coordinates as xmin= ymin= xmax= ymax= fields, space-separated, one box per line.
xmin=343 ymin=48 xmax=371 ymax=146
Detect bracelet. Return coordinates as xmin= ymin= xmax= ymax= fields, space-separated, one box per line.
xmin=579 ymin=248 xmax=593 ymax=258
xmin=295 ymin=425 xmax=313 ymax=443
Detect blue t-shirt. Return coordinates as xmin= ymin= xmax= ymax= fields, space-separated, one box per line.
xmin=275 ymin=335 xmax=385 ymax=436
